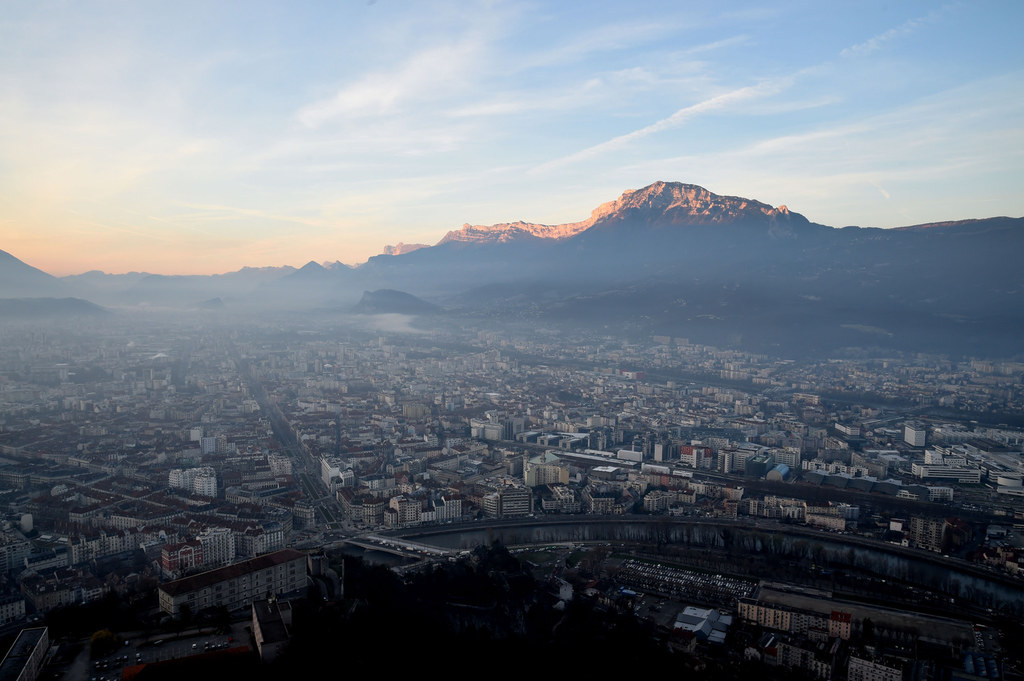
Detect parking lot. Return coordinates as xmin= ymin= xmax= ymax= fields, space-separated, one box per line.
xmin=60 ymin=621 xmax=250 ymax=681
xmin=615 ymin=558 xmax=756 ymax=608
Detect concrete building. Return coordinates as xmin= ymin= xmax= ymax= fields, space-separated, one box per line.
xmin=0 ymin=627 xmax=48 ymax=681
xmin=482 ymin=486 xmax=533 ymax=518
xmin=848 ymin=654 xmax=906 ymax=681
xmin=909 ymin=516 xmax=948 ymax=553
xmin=197 ymin=527 xmax=236 ymax=567
xmin=524 ymin=459 xmax=569 ymax=487
xmin=168 ymin=466 xmax=218 ymax=497
xmin=740 ymin=581 xmax=971 ymax=648
xmin=0 ymin=596 xmax=26 ymax=626
xmin=904 ymin=424 xmax=926 ymax=448
xmin=910 ymin=461 xmax=981 ymax=484
xmin=386 ymin=495 xmax=421 ymax=528
xmin=158 ymin=548 xmax=307 ymax=616
xmin=252 ymin=598 xmax=292 ymax=663
xmin=435 ymin=495 xmax=462 ymax=522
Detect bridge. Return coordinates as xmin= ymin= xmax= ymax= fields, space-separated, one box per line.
xmin=343 ymin=534 xmax=460 ymax=560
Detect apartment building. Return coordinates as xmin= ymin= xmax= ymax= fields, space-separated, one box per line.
xmin=158 ymin=548 xmax=307 ymax=616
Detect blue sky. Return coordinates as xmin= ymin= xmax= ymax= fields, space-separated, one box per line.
xmin=1 ymin=0 xmax=1022 ymax=275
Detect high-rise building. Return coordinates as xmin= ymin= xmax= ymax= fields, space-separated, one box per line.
xmin=904 ymin=423 xmax=926 ymax=447
xmin=197 ymin=527 xmax=236 ymax=567
xmin=483 ymin=486 xmax=533 ymax=518
xmin=200 ymin=436 xmax=218 ymax=455
xmin=909 ymin=516 xmax=947 ymax=553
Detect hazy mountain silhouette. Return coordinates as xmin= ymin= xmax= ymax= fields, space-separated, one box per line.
xmin=0 ymin=250 xmax=69 ymax=298
xmin=2 ymin=182 xmax=1021 ymax=356
xmin=353 ymin=289 xmax=442 ymax=315
xmin=364 ymin=182 xmax=1023 ymax=356
xmin=0 ymin=297 xmax=107 ymax=319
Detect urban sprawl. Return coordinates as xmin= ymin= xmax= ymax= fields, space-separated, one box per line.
xmin=0 ymin=318 xmax=1022 ymax=679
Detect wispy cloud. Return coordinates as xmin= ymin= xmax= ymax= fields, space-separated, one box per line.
xmin=296 ymin=39 xmax=483 ymax=127
xmin=516 ymin=20 xmax=679 ymax=71
xmin=451 ymin=34 xmax=744 ymax=121
xmin=679 ymin=34 xmax=749 ymax=56
xmin=2 ymin=1 xmax=1021 ymax=274
xmin=449 ymin=77 xmax=607 ymax=118
xmin=841 ymin=5 xmax=955 ymax=57
xmin=532 ymin=75 xmax=796 ymax=173
xmin=171 ymin=203 xmax=332 ymax=229
xmin=612 ymin=71 xmax=1024 ymax=226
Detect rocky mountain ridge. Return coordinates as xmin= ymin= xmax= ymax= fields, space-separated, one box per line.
xmin=2 ymin=181 xmax=1021 ymax=357
xmin=435 ymin=182 xmax=806 ymax=245
xmin=381 ymin=243 xmax=429 ymax=256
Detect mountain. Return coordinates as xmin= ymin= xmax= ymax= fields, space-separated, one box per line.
xmin=3 ymin=181 xmax=1022 ymax=356
xmin=356 ymin=181 xmax=833 ymax=296
xmin=62 ymin=264 xmax=298 ymax=307
xmin=250 ymin=260 xmax=362 ymax=309
xmin=0 ymin=250 xmax=69 ymax=298
xmin=0 ymin=297 xmax=107 ymax=319
xmin=382 ymin=181 xmax=1022 ymax=356
xmin=582 ymin=181 xmax=805 ymax=229
xmin=352 ymin=289 xmax=441 ymax=316
xmin=381 ymin=243 xmax=429 ymax=256
xmin=435 ymin=181 xmax=811 ymax=246
xmin=437 ymin=220 xmax=591 ymax=245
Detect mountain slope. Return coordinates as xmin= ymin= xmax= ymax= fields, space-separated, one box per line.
xmin=0 ymin=297 xmax=108 ymax=319
xmin=0 ymin=250 xmax=70 ymax=298
xmin=417 ymin=182 xmax=1023 ymax=356
xmin=435 ymin=181 xmax=815 ymax=246
xmin=3 ymin=181 xmax=1022 ymax=356
xmin=352 ymin=289 xmax=441 ymax=315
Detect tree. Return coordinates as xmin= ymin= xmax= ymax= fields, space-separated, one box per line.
xmin=90 ymin=629 xmax=118 ymax=658
xmin=862 ymin=617 xmax=876 ymax=643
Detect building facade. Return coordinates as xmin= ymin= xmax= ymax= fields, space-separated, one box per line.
xmin=158 ymin=548 xmax=307 ymax=616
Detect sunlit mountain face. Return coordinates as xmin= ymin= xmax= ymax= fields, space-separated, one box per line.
xmin=2 ymin=182 xmax=1022 ymax=357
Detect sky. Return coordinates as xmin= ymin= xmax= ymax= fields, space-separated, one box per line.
xmin=1 ymin=1 xmax=1022 ymax=276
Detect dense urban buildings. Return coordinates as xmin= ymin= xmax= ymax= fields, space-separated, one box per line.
xmin=0 ymin=315 xmax=1020 ymax=678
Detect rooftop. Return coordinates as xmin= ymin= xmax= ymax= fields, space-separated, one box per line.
xmin=159 ymin=549 xmax=306 ymax=597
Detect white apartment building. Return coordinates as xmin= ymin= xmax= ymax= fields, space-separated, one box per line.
xmin=904 ymin=424 xmax=926 ymax=447
xmin=168 ymin=467 xmax=218 ymax=497
xmin=198 ymin=527 xmax=236 ymax=567
xmin=848 ymin=655 xmax=905 ymax=681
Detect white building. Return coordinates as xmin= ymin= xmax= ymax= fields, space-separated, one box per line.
xmin=435 ymin=495 xmax=462 ymax=522
xmin=168 ymin=466 xmax=218 ymax=497
xmin=904 ymin=424 xmax=926 ymax=447
xmin=192 ymin=472 xmax=217 ymax=497
xmin=848 ymin=655 xmax=904 ymax=681
xmin=197 ymin=527 xmax=236 ymax=567
xmin=268 ymin=454 xmax=293 ymax=476
xmin=911 ymin=461 xmax=981 ymax=484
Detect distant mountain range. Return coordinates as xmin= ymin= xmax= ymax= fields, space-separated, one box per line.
xmin=2 ymin=181 xmax=1022 ymax=357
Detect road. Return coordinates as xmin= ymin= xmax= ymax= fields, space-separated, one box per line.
xmin=231 ymin=344 xmax=345 ymax=528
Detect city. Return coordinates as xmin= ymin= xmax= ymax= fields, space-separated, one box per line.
xmin=2 ymin=1 xmax=1023 ymax=678
xmin=0 ymin=312 xmax=1021 ymax=679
